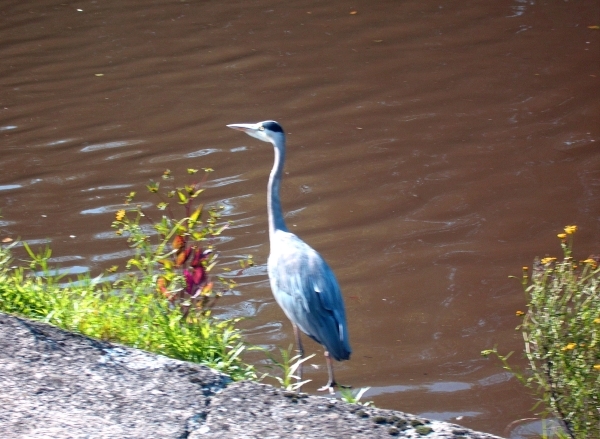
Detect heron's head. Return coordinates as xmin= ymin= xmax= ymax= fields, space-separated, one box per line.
xmin=227 ymin=120 xmax=285 ymax=146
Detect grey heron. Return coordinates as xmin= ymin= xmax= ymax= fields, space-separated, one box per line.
xmin=227 ymin=120 xmax=351 ymax=391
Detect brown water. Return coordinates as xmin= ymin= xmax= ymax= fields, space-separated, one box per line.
xmin=2 ymin=0 xmax=599 ymax=436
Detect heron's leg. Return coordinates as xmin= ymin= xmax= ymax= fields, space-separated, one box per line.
xmin=317 ymin=351 xmax=337 ymax=393
xmin=293 ymin=324 xmax=304 ymax=381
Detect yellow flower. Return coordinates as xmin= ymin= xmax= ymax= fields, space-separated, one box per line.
xmin=562 ymin=343 xmax=577 ymax=351
xmin=540 ymin=257 xmax=556 ymax=264
xmin=564 ymin=225 xmax=577 ymax=234
xmin=115 ymin=209 xmax=126 ymax=221
xmin=594 ymin=365 xmax=600 ymax=370
xmin=594 ymin=318 xmax=600 ymax=324
xmin=516 ymin=310 xmax=525 ymax=316
xmin=557 ymin=233 xmax=567 ymax=239
xmin=583 ymin=258 xmax=598 ymax=269
xmin=522 ymin=266 xmax=528 ymax=271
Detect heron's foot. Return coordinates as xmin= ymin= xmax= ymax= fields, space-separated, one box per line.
xmin=317 ymin=381 xmax=338 ymax=394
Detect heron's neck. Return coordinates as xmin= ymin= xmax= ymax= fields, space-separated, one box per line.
xmin=268 ymin=142 xmax=289 ymax=237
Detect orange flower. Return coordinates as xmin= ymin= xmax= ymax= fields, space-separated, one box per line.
xmin=516 ymin=310 xmax=525 ymax=316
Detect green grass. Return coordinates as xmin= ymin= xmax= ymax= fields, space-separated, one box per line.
xmin=0 ymin=242 xmax=254 ymax=381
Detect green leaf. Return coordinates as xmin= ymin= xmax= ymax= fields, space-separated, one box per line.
xmin=190 ymin=205 xmax=203 ymax=223
xmin=192 ymin=231 xmax=206 ymax=241
xmin=177 ymin=190 xmax=188 ymax=204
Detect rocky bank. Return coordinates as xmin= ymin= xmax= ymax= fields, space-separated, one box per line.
xmin=0 ymin=313 xmax=503 ymax=439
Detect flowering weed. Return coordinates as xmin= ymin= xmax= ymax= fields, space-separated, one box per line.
xmin=483 ymin=226 xmax=599 ymax=438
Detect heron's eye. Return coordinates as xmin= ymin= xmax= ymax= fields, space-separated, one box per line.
xmin=259 ymin=126 xmax=265 ymax=131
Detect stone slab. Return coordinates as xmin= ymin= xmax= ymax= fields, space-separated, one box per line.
xmin=0 ymin=313 xmax=503 ymax=438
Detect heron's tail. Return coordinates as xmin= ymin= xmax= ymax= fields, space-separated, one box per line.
xmin=326 ymin=321 xmax=351 ymax=361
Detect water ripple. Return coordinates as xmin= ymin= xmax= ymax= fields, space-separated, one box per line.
xmin=418 ymin=411 xmax=482 ymax=423
xmin=204 ymin=174 xmax=246 ymax=188
xmin=90 ymin=249 xmax=136 ymax=262
xmin=80 ymin=140 xmax=144 ymax=152
xmin=82 ymin=184 xmax=133 ymax=192
xmin=186 ymin=148 xmax=220 ymax=158
xmin=218 ymin=194 xmax=252 ymax=215
xmin=46 ymin=138 xmax=77 ymax=147
xmin=0 ymin=184 xmax=22 ymax=191
xmin=81 ymin=202 xmax=152 ymax=215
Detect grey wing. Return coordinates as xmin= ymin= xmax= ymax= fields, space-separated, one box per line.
xmin=269 ymin=233 xmax=351 ymax=361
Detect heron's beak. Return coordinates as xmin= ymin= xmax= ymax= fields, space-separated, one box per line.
xmin=226 ymin=123 xmax=259 ymax=133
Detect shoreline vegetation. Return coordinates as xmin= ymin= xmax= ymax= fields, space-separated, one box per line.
xmin=483 ymin=226 xmax=600 ymax=439
xmin=1 ymin=170 xmax=598 ymax=437
xmin=0 ymin=169 xmax=256 ymax=381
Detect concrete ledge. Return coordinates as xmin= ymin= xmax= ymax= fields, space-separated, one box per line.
xmin=0 ymin=313 xmax=503 ymax=438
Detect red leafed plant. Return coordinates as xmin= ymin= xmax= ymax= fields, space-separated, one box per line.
xmin=158 ymin=229 xmax=216 ymax=318
xmin=112 ymin=168 xmax=249 ymax=319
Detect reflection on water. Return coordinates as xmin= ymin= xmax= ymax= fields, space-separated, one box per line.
xmin=365 ymin=380 xmax=472 ymax=398
xmin=508 ymin=419 xmax=564 ymax=439
xmin=428 ymin=381 xmax=472 ymax=393
xmin=419 ymin=411 xmax=482 ymax=423
xmin=0 ymin=0 xmax=598 ymax=436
